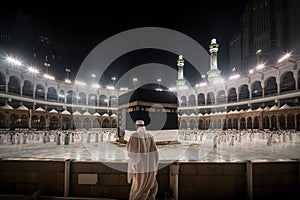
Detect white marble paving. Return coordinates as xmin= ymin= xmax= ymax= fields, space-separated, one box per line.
xmin=1 ymin=131 xmax=300 ymax=162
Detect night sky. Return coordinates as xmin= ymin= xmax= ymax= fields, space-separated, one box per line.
xmin=0 ymin=1 xmax=247 ymax=85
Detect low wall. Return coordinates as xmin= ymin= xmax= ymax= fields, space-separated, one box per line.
xmin=0 ymin=159 xmax=299 ymax=200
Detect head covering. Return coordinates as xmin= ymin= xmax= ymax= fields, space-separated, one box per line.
xmin=135 ymin=120 xmax=145 ymax=126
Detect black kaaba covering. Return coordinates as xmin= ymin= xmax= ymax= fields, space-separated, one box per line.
xmin=118 ymin=85 xmax=178 ymax=131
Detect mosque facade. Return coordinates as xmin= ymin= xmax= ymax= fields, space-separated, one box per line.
xmin=0 ymin=38 xmax=300 ymax=131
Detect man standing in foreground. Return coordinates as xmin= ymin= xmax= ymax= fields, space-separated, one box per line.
xmin=127 ymin=120 xmax=159 ymax=200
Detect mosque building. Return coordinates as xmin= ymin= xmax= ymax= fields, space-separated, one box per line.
xmin=1 ymin=37 xmax=299 ymax=132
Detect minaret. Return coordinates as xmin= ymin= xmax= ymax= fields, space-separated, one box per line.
xmin=207 ymin=38 xmax=221 ymax=80
xmin=176 ymin=55 xmax=185 ymax=86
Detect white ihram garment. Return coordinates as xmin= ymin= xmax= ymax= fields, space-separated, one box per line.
xmin=127 ymin=126 xmax=159 ymax=200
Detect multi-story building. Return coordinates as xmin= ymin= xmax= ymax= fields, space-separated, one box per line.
xmin=0 ymin=12 xmax=69 ymax=81
xmin=229 ymin=0 xmax=300 ymax=74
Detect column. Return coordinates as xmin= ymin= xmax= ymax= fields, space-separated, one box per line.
xmin=46 ymin=118 xmax=49 ymax=131
xmin=259 ymin=116 xmax=263 ymax=130
xmin=20 ymin=83 xmax=23 ymax=96
xmin=5 ymin=78 xmax=8 ymax=93
xmin=277 ymin=81 xmax=280 ymax=95
xmin=284 ymin=114 xmax=288 ymax=129
xmin=294 ymin=73 xmax=298 ymax=90
xmin=45 ymin=89 xmax=48 ymax=101
xmin=60 ymin=116 xmax=63 ymax=129
xmin=294 ymin=114 xmax=297 ymax=130
xmin=33 ymin=85 xmax=36 ymax=99
xmin=28 ymin=109 xmax=32 ymax=129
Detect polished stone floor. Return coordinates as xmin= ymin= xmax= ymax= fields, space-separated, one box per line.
xmin=1 ymin=131 xmax=300 ymax=163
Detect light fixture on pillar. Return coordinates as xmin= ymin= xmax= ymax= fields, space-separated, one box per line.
xmin=156 ymin=78 xmax=162 ymax=91
xmin=44 ymin=62 xmax=50 ymax=74
xmin=65 ymin=68 xmax=71 ymax=84
xmin=111 ymin=76 xmax=116 ymax=86
xmin=91 ymin=74 xmax=96 ymax=83
xmin=132 ymin=78 xmax=138 ymax=89
xmin=256 ymin=49 xmax=262 ymax=65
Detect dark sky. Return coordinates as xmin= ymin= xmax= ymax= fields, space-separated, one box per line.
xmin=0 ymin=1 xmax=247 ymax=85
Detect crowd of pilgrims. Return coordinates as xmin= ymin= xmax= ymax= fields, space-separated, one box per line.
xmin=178 ymin=129 xmax=299 ymax=147
xmin=0 ymin=128 xmax=299 ymax=148
xmin=0 ymin=128 xmax=118 ymax=145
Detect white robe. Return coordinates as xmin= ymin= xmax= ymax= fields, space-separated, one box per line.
xmin=127 ymin=126 xmax=159 ymax=200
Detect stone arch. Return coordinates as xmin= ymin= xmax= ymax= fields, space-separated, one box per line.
xmin=233 ymin=118 xmax=238 ymax=130
xmin=264 ymin=76 xmax=277 ymax=96
xmin=188 ymin=94 xmax=196 ymax=106
xmin=251 ymin=81 xmax=262 ymax=98
xmin=287 ymin=114 xmax=295 ymax=129
xmin=280 ymin=71 xmax=295 ymax=93
xmin=198 ymin=119 xmax=204 ymax=129
xmin=239 ymin=84 xmax=249 ymax=100
xmin=74 ymin=118 xmax=81 ymax=129
xmin=278 ymin=115 xmax=286 ymax=129
xmin=240 ymin=118 xmax=246 ymax=130
xmin=109 ymin=95 xmax=118 ymax=107
xmin=62 ymin=117 xmax=71 ymax=130
xmin=253 ymin=116 xmax=259 ymax=129
xmin=39 ymin=116 xmax=46 ymax=130
xmin=59 ymin=90 xmax=65 ymax=103
xmin=92 ymin=118 xmax=101 ymax=128
xmin=78 ymin=92 xmax=86 ymax=105
xmin=271 ymin=115 xmax=277 ymax=130
xmin=207 ymin=92 xmax=215 ymax=105
xmin=35 ymin=84 xmax=45 ymax=100
xmin=66 ymin=90 xmax=77 ymax=104
xmin=228 ymin=118 xmax=232 ymax=129
xmin=247 ymin=117 xmax=252 ymax=129
xmin=83 ymin=118 xmax=91 ymax=129
xmin=88 ymin=93 xmax=97 ymax=106
xmin=189 ymin=119 xmax=196 ymax=129
xmin=99 ymin=95 xmax=108 ymax=107
xmin=23 ymin=80 xmax=33 ymax=97
xmin=47 ymin=87 xmax=57 ymax=101
xmin=49 ymin=116 xmax=59 ymax=130
xmin=227 ymin=88 xmax=237 ymax=102
xmin=8 ymin=76 xmax=21 ymax=95
xmin=263 ymin=116 xmax=270 ymax=129
xmin=102 ymin=118 xmax=110 ymax=128
xmin=180 ymin=119 xmax=187 ymax=129
xmin=180 ymin=96 xmax=187 ymax=107
xmin=20 ymin=114 xmax=28 ymax=128
xmin=197 ymin=93 xmax=205 ymax=105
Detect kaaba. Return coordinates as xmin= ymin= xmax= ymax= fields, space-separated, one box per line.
xmin=118 ymin=84 xmax=178 ymax=134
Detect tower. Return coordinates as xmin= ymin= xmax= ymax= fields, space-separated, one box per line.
xmin=176 ymin=55 xmax=185 ymax=86
xmin=207 ymin=38 xmax=221 ymax=81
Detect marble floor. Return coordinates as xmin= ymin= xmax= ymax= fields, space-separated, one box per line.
xmin=1 ymin=132 xmax=300 ymax=163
